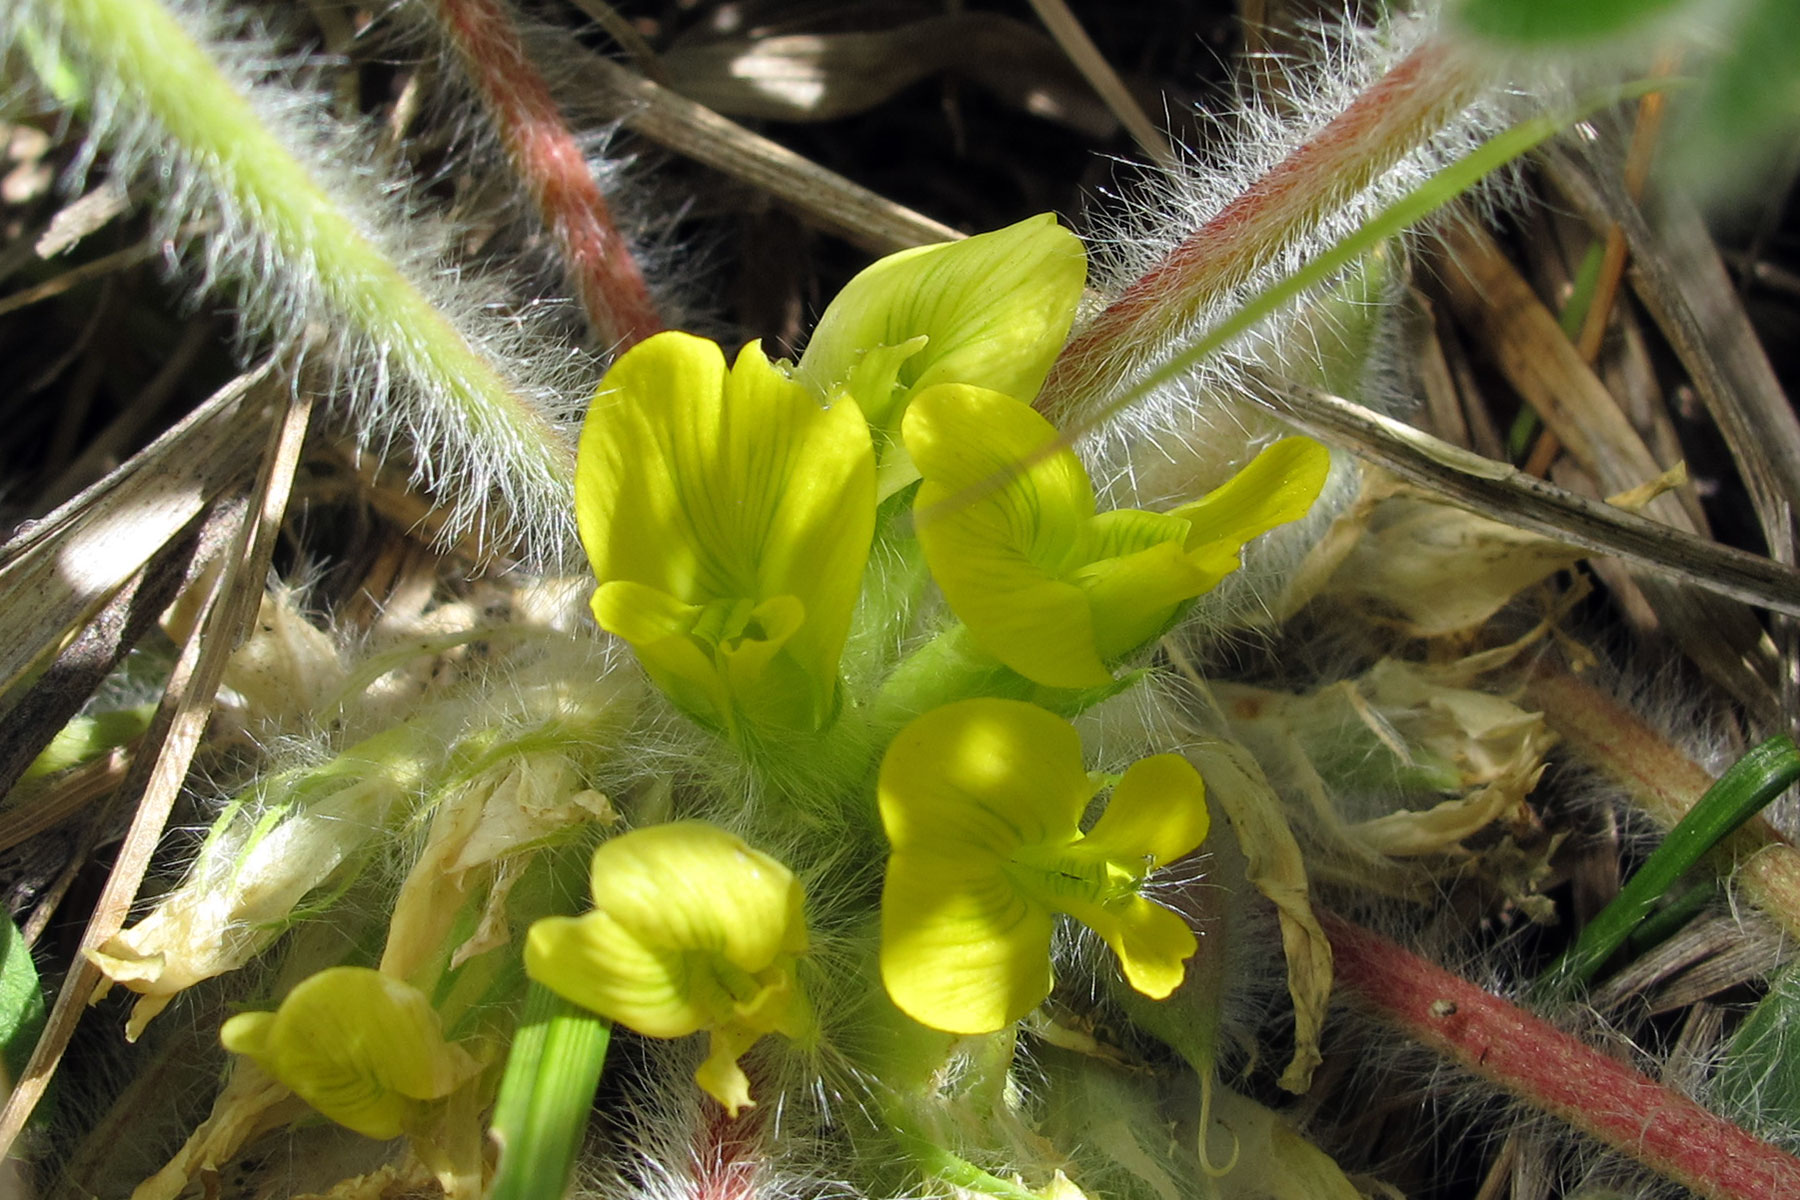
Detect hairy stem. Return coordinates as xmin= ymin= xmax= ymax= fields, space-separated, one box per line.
xmin=47 ymin=0 xmax=576 ymax=557
xmin=430 ymin=0 xmax=661 ymax=348
xmin=1322 ymin=909 xmax=1800 ymax=1200
xmin=1041 ymin=37 xmax=1484 ymax=410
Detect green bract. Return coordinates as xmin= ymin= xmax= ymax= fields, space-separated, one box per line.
xmin=524 ymin=821 xmax=813 ymax=1116
xmin=798 ymin=213 xmax=1085 ymax=431
xmin=220 ymin=967 xmax=481 ymax=1141
xmin=575 ymin=332 xmax=876 ymax=734
xmin=904 ymin=385 xmax=1331 ymax=688
xmin=879 ymin=699 xmax=1210 ymax=1035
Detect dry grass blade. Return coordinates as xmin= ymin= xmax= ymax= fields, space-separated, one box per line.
xmin=0 ymin=360 xmax=275 ymax=699
xmin=0 ymin=243 xmax=157 ymax=319
xmin=1543 ymin=143 xmax=1800 ymax=546
xmin=0 ymin=497 xmax=238 ymax=807
xmin=0 ymin=388 xmax=312 ymax=1157
xmin=1247 ymin=369 xmax=1800 ymax=618
xmin=1434 ymin=220 xmax=1779 ymax=710
xmin=1024 ymin=0 xmax=1173 ymax=165
xmin=571 ymin=51 xmax=961 ymax=253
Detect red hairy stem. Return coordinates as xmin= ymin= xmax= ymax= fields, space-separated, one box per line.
xmin=1321 ymin=909 xmax=1800 ymax=1200
xmin=1039 ymin=38 xmax=1482 ymax=411
xmin=431 ymin=0 xmax=661 ymax=349
xmin=693 ymin=1102 xmax=765 ymax=1200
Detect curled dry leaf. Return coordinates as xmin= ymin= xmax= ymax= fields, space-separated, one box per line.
xmin=1188 ymin=739 xmax=1330 ymax=1094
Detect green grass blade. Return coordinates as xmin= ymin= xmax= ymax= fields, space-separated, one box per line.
xmin=1538 ymin=734 xmax=1800 ymax=999
xmin=489 ymin=982 xmax=611 ymax=1200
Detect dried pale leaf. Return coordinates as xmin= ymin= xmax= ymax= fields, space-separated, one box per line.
xmin=382 ymin=751 xmax=618 ymax=980
xmin=1324 ymin=495 xmax=1585 ymax=636
xmin=1204 ymin=1084 xmax=1364 ymax=1200
xmin=129 ymin=1061 xmax=306 ymax=1200
xmin=1359 ymin=660 xmax=1555 ymax=785
xmin=88 ymin=733 xmax=426 ymax=1037
xmin=1218 ymin=661 xmax=1555 ymax=860
xmin=216 ymin=590 xmax=346 ymax=727
xmin=1189 ymin=739 xmax=1328 ymax=1092
xmin=1349 ymin=774 xmax=1541 ymax=857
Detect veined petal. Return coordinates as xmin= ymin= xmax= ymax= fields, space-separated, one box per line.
xmin=878 ymin=698 xmax=1095 ymax=855
xmin=576 ymin=332 xmax=875 ymax=730
xmin=906 ymin=384 xmax=1111 ymax=688
xmin=881 ymin=851 xmax=1056 ymax=1034
xmin=525 ymin=823 xmax=808 ymax=1042
xmin=1073 ymin=538 xmax=1213 ymax=663
xmin=586 ymin=822 xmax=807 ymax=975
xmin=799 ymin=214 xmax=1086 ymax=423
xmin=525 ymin=910 xmax=708 ymax=1039
xmin=527 ymin=823 xmax=810 ymax=1116
xmin=1084 ymin=754 xmax=1210 ymax=868
xmin=1169 ymin=438 xmax=1332 ymax=566
xmin=578 ymin=333 xmax=734 ymax=599
xmin=219 ymin=967 xmax=479 ymax=1141
xmin=592 ymin=581 xmax=732 ymax=723
xmin=1080 ymin=896 xmax=1197 ymax=1000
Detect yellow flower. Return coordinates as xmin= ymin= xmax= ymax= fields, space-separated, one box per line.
xmin=903 ymin=385 xmax=1330 ymax=689
xmin=524 ymin=822 xmax=813 ymax=1116
xmin=878 ymin=699 xmax=1210 ymax=1035
xmin=797 ymin=214 xmax=1085 ymax=498
xmin=798 ymin=214 xmax=1087 ymax=429
xmin=220 ymin=967 xmax=482 ymax=1140
xmin=576 ymin=331 xmax=875 ymax=734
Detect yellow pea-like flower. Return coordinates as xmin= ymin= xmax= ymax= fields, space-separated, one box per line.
xmin=797 ymin=214 xmax=1087 ymax=430
xmin=576 ymin=331 xmax=875 ymax=735
xmin=524 ymin=822 xmax=813 ymax=1117
xmin=220 ymin=967 xmax=481 ymax=1141
xmin=878 ymin=698 xmax=1210 ymax=1035
xmin=903 ymin=384 xmax=1330 ymax=689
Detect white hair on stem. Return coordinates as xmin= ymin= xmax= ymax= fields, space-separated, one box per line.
xmin=2 ymin=0 xmax=677 ymax=569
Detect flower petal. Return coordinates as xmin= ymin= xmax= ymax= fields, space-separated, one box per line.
xmin=1081 ymin=895 xmax=1197 ymax=1001
xmin=696 ymin=1024 xmax=762 ymax=1118
xmin=906 ymin=385 xmax=1110 ymax=688
xmin=525 ymin=910 xmax=708 ymax=1039
xmin=878 ymin=698 xmax=1094 ymax=856
xmin=1072 ymin=535 xmax=1212 ymax=664
xmin=1084 ymin=753 xmax=1210 ymax=868
xmin=576 ymin=332 xmax=875 ymax=730
xmin=525 ymin=823 xmax=808 ymax=1042
xmin=1169 ymin=437 xmax=1332 ymax=573
xmin=591 ymin=581 xmax=732 ymax=724
xmin=220 ymin=967 xmax=478 ymax=1141
xmin=799 ymin=214 xmax=1086 ymax=423
xmin=881 ymin=851 xmax=1056 ymax=1034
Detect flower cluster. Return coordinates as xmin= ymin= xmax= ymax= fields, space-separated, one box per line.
xmin=529 ymin=213 xmax=1328 ymax=1102
xmin=211 ymin=214 xmax=1330 ymax=1175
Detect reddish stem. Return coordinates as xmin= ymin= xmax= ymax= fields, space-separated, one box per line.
xmin=432 ymin=0 xmax=661 ymax=349
xmin=1040 ymin=38 xmax=1480 ymax=412
xmin=693 ymin=1101 xmax=764 ymax=1200
xmin=1321 ymin=909 xmax=1800 ymax=1200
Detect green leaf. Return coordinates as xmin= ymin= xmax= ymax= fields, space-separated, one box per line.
xmin=1453 ymin=0 xmax=1690 ymax=44
xmin=0 ymin=912 xmax=45 ymax=1087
